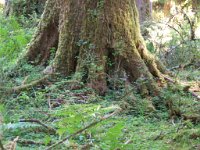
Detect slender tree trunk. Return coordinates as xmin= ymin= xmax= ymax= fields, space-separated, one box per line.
xmin=136 ymin=0 xmax=152 ymax=23
xmin=22 ymin=0 xmax=166 ymax=95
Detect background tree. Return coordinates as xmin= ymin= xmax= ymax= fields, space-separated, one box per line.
xmin=4 ymin=0 xmax=46 ymax=17
xmin=136 ymin=0 xmax=152 ymax=23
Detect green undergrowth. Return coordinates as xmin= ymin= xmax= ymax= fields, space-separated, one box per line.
xmin=174 ymin=68 xmax=200 ymax=81
xmin=0 ymin=71 xmax=199 ymax=150
xmin=0 ymin=11 xmax=34 ymax=69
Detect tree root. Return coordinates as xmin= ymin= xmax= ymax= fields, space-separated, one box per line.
xmin=45 ymin=108 xmax=122 ymax=150
xmin=0 ymin=75 xmax=50 ymax=94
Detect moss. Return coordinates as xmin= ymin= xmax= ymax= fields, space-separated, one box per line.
xmin=23 ymin=0 xmax=166 ymax=95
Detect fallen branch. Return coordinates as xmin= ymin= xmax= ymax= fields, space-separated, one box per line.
xmin=18 ymin=139 xmax=47 ymax=146
xmin=124 ymin=139 xmax=133 ymax=145
xmin=46 ymin=108 xmax=122 ymax=150
xmin=163 ymin=75 xmax=200 ymax=100
xmin=0 ymin=75 xmax=50 ymax=94
xmin=12 ymin=75 xmax=50 ymax=93
xmin=169 ymin=65 xmax=182 ymax=71
xmin=169 ymin=62 xmax=197 ymax=71
xmin=20 ymin=119 xmax=56 ymax=134
xmin=163 ymin=75 xmax=176 ymax=84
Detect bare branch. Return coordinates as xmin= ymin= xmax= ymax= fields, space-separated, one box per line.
xmin=46 ymin=108 xmax=122 ymax=150
xmin=20 ymin=119 xmax=56 ymax=134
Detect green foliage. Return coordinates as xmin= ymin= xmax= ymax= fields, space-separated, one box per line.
xmin=0 ymin=122 xmax=40 ymax=131
xmin=0 ymin=12 xmax=34 ymax=68
xmin=51 ymin=104 xmax=125 ymax=149
xmin=53 ymin=104 xmax=101 ymax=136
xmin=100 ymin=121 xmax=124 ymax=149
xmin=146 ymin=41 xmax=155 ymax=53
xmin=143 ymin=6 xmax=200 ymax=68
xmin=1 ymin=81 xmax=199 ymax=150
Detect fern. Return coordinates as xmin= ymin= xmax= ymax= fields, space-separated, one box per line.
xmin=52 ymin=104 xmax=119 ymax=137
xmin=0 ymin=122 xmax=40 ymax=131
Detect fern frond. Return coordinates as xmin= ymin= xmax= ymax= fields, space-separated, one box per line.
xmin=0 ymin=122 xmax=40 ymax=131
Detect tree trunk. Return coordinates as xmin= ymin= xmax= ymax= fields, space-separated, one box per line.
xmin=4 ymin=0 xmax=46 ymax=17
xmin=136 ymin=0 xmax=152 ymax=23
xmin=22 ymin=0 xmax=166 ymax=95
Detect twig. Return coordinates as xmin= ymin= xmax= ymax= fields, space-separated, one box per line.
xmin=18 ymin=139 xmax=48 ymax=146
xmin=46 ymin=108 xmax=122 ymax=150
xmin=169 ymin=65 xmax=181 ymax=71
xmin=153 ymin=131 xmax=165 ymax=140
xmin=124 ymin=139 xmax=133 ymax=145
xmin=20 ymin=119 xmax=56 ymax=134
xmin=167 ymin=24 xmax=184 ymax=41
xmin=22 ymin=75 xmax=30 ymax=85
xmin=47 ymin=95 xmax=52 ymax=110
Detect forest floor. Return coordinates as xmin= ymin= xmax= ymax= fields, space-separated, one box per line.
xmin=0 ymin=67 xmax=200 ymax=150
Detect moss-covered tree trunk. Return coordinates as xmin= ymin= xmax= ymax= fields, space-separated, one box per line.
xmin=23 ymin=0 xmax=166 ymax=95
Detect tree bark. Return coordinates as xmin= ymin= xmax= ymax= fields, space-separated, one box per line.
xmin=22 ymin=0 xmax=166 ymax=95
xmin=24 ymin=0 xmax=59 ymax=65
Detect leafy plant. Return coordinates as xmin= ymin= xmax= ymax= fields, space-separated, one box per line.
xmin=0 ymin=12 xmax=34 ymax=68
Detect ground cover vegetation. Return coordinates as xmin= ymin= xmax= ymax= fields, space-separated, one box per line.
xmin=0 ymin=0 xmax=200 ymax=150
